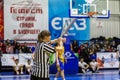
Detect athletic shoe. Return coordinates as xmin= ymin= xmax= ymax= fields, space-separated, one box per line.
xmin=20 ymin=72 xmax=23 ymax=74
xmin=82 ymin=69 xmax=86 ymax=74
xmin=17 ymin=72 xmax=19 ymax=75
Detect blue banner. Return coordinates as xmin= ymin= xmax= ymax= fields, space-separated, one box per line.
xmin=49 ymin=0 xmax=90 ymax=40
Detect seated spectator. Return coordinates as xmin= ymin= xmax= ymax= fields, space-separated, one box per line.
xmin=13 ymin=59 xmax=23 ymax=75
xmin=100 ymin=46 xmax=106 ymax=52
xmin=5 ymin=39 xmax=11 ymax=46
xmin=0 ymin=41 xmax=6 ymax=53
xmin=0 ymin=47 xmax=3 ymax=73
xmin=78 ymin=58 xmax=89 ymax=73
xmin=89 ymin=49 xmax=97 ymax=61
xmin=25 ymin=59 xmax=32 ymax=74
xmin=27 ymin=47 xmax=32 ymax=53
xmin=90 ymin=59 xmax=99 ymax=73
xmin=22 ymin=42 xmax=28 ymax=53
xmin=12 ymin=39 xmax=19 ymax=54
xmin=106 ymin=45 xmax=113 ymax=52
xmin=6 ymin=43 xmax=13 ymax=54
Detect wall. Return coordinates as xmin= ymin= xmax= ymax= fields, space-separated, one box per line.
xmin=90 ymin=0 xmax=120 ymax=39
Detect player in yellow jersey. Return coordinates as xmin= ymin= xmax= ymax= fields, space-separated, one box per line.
xmin=54 ymin=37 xmax=66 ymax=80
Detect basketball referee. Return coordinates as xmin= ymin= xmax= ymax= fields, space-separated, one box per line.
xmin=30 ymin=30 xmax=59 ymax=80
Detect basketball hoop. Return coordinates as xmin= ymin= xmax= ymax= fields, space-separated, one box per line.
xmin=87 ymin=12 xmax=99 ymax=17
xmin=88 ymin=12 xmax=99 ymax=25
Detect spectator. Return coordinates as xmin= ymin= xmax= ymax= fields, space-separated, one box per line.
xmin=71 ymin=40 xmax=79 ymax=53
xmin=27 ymin=47 xmax=32 ymax=53
xmin=12 ymin=39 xmax=19 ymax=53
xmin=21 ymin=42 xmax=28 ymax=53
xmin=14 ymin=43 xmax=21 ymax=53
xmin=21 ymin=46 xmax=26 ymax=53
xmin=89 ymin=49 xmax=97 ymax=61
xmin=5 ymin=39 xmax=11 ymax=46
xmin=0 ymin=41 xmax=6 ymax=53
xmin=6 ymin=43 xmax=13 ymax=54
xmin=111 ymin=41 xmax=117 ymax=52
xmin=78 ymin=58 xmax=89 ymax=73
xmin=79 ymin=44 xmax=90 ymax=63
xmin=0 ymin=47 xmax=2 ymax=74
xmin=13 ymin=59 xmax=23 ymax=75
xmin=100 ymin=46 xmax=106 ymax=52
xmin=90 ymin=59 xmax=99 ymax=73
xmin=25 ymin=59 xmax=32 ymax=74
xmin=106 ymin=45 xmax=113 ymax=52
xmin=95 ymin=43 xmax=101 ymax=52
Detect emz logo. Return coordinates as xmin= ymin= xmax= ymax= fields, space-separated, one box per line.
xmin=51 ymin=17 xmax=86 ymax=30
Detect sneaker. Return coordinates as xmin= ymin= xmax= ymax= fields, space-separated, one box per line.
xmin=17 ymin=72 xmax=19 ymax=75
xmin=20 ymin=72 xmax=23 ymax=74
xmin=82 ymin=69 xmax=86 ymax=74
xmin=86 ymin=69 xmax=90 ymax=72
xmin=92 ymin=71 xmax=95 ymax=73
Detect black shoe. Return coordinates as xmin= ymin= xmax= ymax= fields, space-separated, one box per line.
xmin=92 ymin=71 xmax=95 ymax=73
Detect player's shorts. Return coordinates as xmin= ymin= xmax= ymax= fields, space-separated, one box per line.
xmin=119 ymin=57 xmax=120 ymax=61
xmin=56 ymin=59 xmax=64 ymax=71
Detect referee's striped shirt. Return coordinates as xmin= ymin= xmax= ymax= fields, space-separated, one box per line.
xmin=31 ymin=42 xmax=55 ymax=78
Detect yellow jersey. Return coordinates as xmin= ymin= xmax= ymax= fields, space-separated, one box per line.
xmin=56 ymin=46 xmax=65 ymax=62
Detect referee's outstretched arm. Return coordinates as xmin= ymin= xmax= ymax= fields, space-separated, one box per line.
xmin=44 ymin=43 xmax=55 ymax=54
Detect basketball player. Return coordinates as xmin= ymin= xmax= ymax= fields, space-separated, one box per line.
xmin=117 ymin=44 xmax=120 ymax=74
xmin=54 ymin=37 xmax=66 ymax=80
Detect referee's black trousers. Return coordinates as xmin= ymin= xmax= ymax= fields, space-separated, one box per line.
xmin=30 ymin=75 xmax=50 ymax=80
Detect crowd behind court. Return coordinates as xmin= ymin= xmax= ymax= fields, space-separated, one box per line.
xmin=0 ymin=36 xmax=120 ymax=74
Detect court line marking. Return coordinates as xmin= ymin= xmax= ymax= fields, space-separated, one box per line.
xmin=76 ymin=71 xmax=119 ymax=75
xmin=0 ymin=71 xmax=119 ymax=80
xmin=0 ymin=71 xmax=118 ymax=77
xmin=115 ymin=78 xmax=120 ymax=80
xmin=0 ymin=75 xmax=120 ymax=80
xmin=0 ymin=75 xmax=30 ymax=78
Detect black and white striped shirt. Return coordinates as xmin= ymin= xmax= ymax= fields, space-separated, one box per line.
xmin=31 ymin=42 xmax=55 ymax=78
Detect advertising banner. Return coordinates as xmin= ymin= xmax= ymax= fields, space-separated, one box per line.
xmin=1 ymin=54 xmax=18 ymax=66
xmin=4 ymin=0 xmax=48 ymax=40
xmin=0 ymin=0 xmax=4 ymax=40
xmin=1 ymin=54 xmax=33 ymax=66
xmin=19 ymin=53 xmax=33 ymax=65
xmin=97 ymin=52 xmax=119 ymax=68
xmin=49 ymin=0 xmax=90 ymax=40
